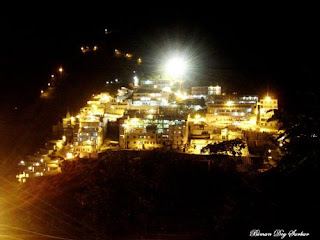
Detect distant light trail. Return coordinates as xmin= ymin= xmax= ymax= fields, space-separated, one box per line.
xmin=0 ymin=224 xmax=74 ymax=240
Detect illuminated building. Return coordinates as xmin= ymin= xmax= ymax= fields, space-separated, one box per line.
xmin=119 ymin=108 xmax=187 ymax=150
xmin=169 ymin=122 xmax=188 ymax=150
xmin=72 ymin=99 xmax=108 ymax=158
xmin=188 ymin=116 xmax=219 ymax=154
xmin=208 ymin=85 xmax=222 ymax=95
xmin=73 ymin=115 xmax=104 ymax=158
xmin=116 ymin=87 xmax=132 ymax=102
xmin=106 ymin=102 xmax=129 ymax=118
xmin=206 ymin=94 xmax=226 ymax=104
xmin=191 ymin=85 xmax=221 ymax=98
xmin=120 ymin=123 xmax=161 ymax=150
xmin=132 ymin=89 xmax=170 ymax=106
xmin=206 ymin=95 xmax=258 ymax=128
xmin=62 ymin=110 xmax=77 ymax=142
xmin=71 ymin=92 xmax=114 ymax=158
xmin=16 ymin=140 xmax=64 ymax=182
xmin=257 ymin=96 xmax=278 ymax=129
xmin=139 ymin=79 xmax=171 ymax=91
xmin=91 ymin=92 xmax=112 ymax=104
xmin=188 ymin=112 xmax=246 ymax=154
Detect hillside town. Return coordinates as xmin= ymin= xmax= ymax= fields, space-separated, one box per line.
xmin=16 ymin=75 xmax=280 ymax=182
xmin=1 ymin=16 xmax=316 ymax=240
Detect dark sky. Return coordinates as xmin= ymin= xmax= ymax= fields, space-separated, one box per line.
xmin=0 ymin=7 xmax=317 ymax=102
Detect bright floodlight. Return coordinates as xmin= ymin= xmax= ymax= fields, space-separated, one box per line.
xmin=165 ymin=57 xmax=187 ymax=78
xmin=265 ymin=96 xmax=271 ymax=101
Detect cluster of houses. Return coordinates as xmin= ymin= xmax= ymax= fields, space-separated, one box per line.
xmin=17 ymin=77 xmax=279 ymax=182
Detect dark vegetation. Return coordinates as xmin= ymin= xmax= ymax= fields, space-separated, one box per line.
xmin=202 ymin=138 xmax=246 ymax=156
xmin=14 ymin=127 xmax=318 ymax=240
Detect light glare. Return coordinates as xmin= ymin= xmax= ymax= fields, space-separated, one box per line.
xmin=165 ymin=57 xmax=187 ymax=78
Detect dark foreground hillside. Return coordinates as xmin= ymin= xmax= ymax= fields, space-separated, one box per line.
xmin=1 ymin=150 xmax=318 ymax=240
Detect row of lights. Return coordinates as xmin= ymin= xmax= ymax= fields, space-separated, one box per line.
xmin=106 ymin=78 xmax=120 ymax=85
xmin=81 ymin=45 xmax=98 ymax=53
xmin=40 ymin=67 xmax=63 ymax=95
xmin=114 ymin=49 xmax=142 ymax=64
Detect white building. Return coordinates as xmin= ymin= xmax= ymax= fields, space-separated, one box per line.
xmin=206 ymin=95 xmax=258 ymax=128
xmin=132 ymin=89 xmax=170 ymax=106
xmin=139 ymin=79 xmax=171 ymax=91
xmin=191 ymin=85 xmax=221 ymax=98
xmin=119 ymin=107 xmax=187 ymax=150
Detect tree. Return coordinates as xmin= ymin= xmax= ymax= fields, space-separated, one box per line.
xmin=269 ymin=109 xmax=320 ymax=170
xmin=202 ymin=138 xmax=246 ymax=156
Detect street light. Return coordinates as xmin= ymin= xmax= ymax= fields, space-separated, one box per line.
xmin=58 ymin=67 xmax=63 ymax=73
xmin=265 ymin=96 xmax=271 ymax=102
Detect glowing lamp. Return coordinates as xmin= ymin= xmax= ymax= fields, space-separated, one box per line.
xmin=165 ymin=57 xmax=187 ymax=78
xmin=265 ymin=96 xmax=271 ymax=101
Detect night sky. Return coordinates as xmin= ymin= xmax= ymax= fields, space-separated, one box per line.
xmin=1 ymin=9 xmax=317 ymax=100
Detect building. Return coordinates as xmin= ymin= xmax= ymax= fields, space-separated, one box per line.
xmin=169 ymin=121 xmax=188 ymax=150
xmin=62 ymin=111 xmax=76 ymax=142
xmin=191 ymin=85 xmax=221 ymax=98
xmin=206 ymin=95 xmax=258 ymax=128
xmin=73 ymin=115 xmax=104 ymax=158
xmin=257 ymin=96 xmax=278 ymax=128
xmin=70 ymin=92 xmax=114 ymax=158
xmin=116 ymin=87 xmax=132 ymax=102
xmin=139 ymin=78 xmax=171 ymax=91
xmin=16 ymin=140 xmax=65 ymax=183
xmin=132 ymin=88 xmax=169 ymax=106
xmin=119 ymin=107 xmax=187 ymax=150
